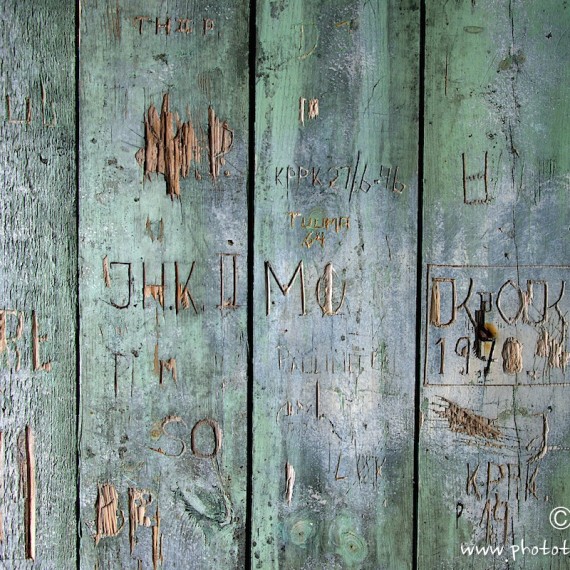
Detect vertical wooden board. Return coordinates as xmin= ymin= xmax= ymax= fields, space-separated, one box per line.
xmin=0 ymin=1 xmax=77 ymax=567
xmin=79 ymin=1 xmax=249 ymax=567
xmin=253 ymin=1 xmax=418 ymax=567
xmin=421 ymin=1 xmax=570 ymax=568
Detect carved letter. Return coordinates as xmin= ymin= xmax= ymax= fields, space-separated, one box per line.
xmin=466 ymin=463 xmax=481 ymax=500
xmin=18 ymin=427 xmax=36 ymax=559
xmin=149 ymin=416 xmax=187 ymax=457
xmin=191 ymin=418 xmax=222 ymax=459
xmin=32 ymin=311 xmax=51 ymax=372
xmin=6 ymin=96 xmax=31 ymax=125
xmin=128 ymin=488 xmax=153 ymax=554
xmin=315 ymin=263 xmax=346 ymax=316
xmin=219 ymin=254 xmax=239 ymax=309
xmin=133 ymin=16 xmax=150 ymax=34
xmin=203 ymin=18 xmax=215 ymax=34
xmin=0 ymin=309 xmax=24 ymax=371
xmin=497 ymin=280 xmax=524 ymax=325
xmin=176 ymin=18 xmax=193 ymax=33
xmin=502 ymin=337 xmax=523 ymax=374
xmin=522 ymin=280 xmax=548 ymax=325
xmin=41 ymin=84 xmax=57 ymax=127
xmin=175 ymin=262 xmax=198 ymax=314
xmin=429 ymin=278 xmax=457 ymax=327
xmin=265 ymin=261 xmax=306 ymax=316
xmin=143 ymin=263 xmax=165 ymax=309
xmin=155 ymin=17 xmax=172 ymax=35
xmin=208 ymin=107 xmax=233 ymax=181
xmin=108 ymin=262 xmax=132 ymax=309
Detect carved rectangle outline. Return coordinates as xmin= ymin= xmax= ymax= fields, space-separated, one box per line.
xmin=424 ymin=264 xmax=570 ymax=387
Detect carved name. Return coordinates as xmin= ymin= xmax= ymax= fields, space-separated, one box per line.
xmin=132 ymin=17 xmax=215 ymax=36
xmin=287 ymin=212 xmax=350 ymax=249
xmin=277 ymin=345 xmax=383 ymax=376
xmin=425 ymin=266 xmax=569 ymax=386
xmin=102 ymin=255 xmax=239 ymax=312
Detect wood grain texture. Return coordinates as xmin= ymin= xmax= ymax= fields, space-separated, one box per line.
xmin=3 ymin=2 xmax=568 ymax=567
xmin=78 ymin=1 xmax=249 ymax=567
xmin=420 ymin=1 xmax=570 ymax=568
xmin=253 ymin=1 xmax=419 ymax=567
xmin=0 ymin=1 xmax=77 ymax=567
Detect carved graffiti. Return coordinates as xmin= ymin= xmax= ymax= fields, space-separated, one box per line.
xmin=274 ymin=155 xmax=406 ymax=196
xmin=425 ymin=265 xmax=569 ymax=386
xmin=0 ymin=310 xmax=51 ymax=373
xmin=132 ymin=16 xmax=215 ymax=36
xmin=135 ymin=94 xmax=233 ymax=198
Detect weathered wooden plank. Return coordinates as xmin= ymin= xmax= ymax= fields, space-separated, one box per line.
xmin=0 ymin=1 xmax=77 ymax=567
xmin=420 ymin=1 xmax=570 ymax=567
xmin=78 ymin=1 xmax=249 ymax=567
xmin=253 ymin=1 xmax=419 ymax=567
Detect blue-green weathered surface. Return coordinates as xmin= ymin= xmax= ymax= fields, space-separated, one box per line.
xmin=0 ymin=1 xmax=77 ymax=567
xmin=253 ymin=1 xmax=419 ymax=567
xmin=79 ymin=1 xmax=249 ymax=567
xmin=420 ymin=1 xmax=570 ymax=568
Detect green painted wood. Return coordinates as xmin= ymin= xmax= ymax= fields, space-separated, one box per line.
xmin=253 ymin=1 xmax=419 ymax=567
xmin=78 ymin=1 xmax=249 ymax=567
xmin=0 ymin=1 xmax=77 ymax=567
xmin=420 ymin=1 xmax=570 ymax=568
xmin=3 ymin=2 xmax=568 ymax=567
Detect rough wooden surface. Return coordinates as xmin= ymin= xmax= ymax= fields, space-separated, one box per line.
xmin=2 ymin=1 xmax=569 ymax=568
xmin=252 ymin=1 xmax=419 ymax=567
xmin=420 ymin=1 xmax=570 ymax=568
xmin=0 ymin=1 xmax=77 ymax=567
xmin=78 ymin=1 xmax=249 ymax=567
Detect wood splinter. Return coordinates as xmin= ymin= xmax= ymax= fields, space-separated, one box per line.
xmin=135 ymin=93 xmax=201 ymax=199
xmin=435 ymin=397 xmax=501 ymax=441
xmin=135 ymin=94 xmax=234 ymax=194
xmin=208 ymin=106 xmax=233 ymax=181
xmin=128 ymin=488 xmax=152 ymax=554
xmin=95 ymin=483 xmax=125 ymax=545
xmin=103 ymin=256 xmax=111 ymax=287
xmin=19 ymin=427 xmax=36 ymax=560
xmin=152 ymin=504 xmax=163 ymax=570
xmin=285 ymin=462 xmax=296 ymax=505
